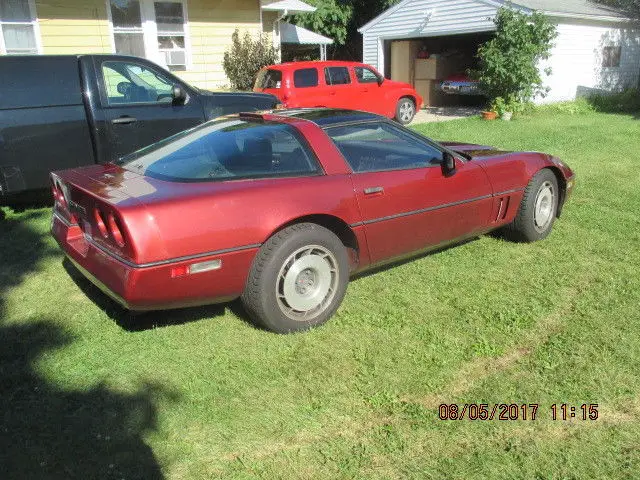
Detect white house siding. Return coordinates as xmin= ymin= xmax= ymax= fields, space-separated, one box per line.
xmin=361 ymin=0 xmax=498 ymax=72
xmin=539 ymin=20 xmax=640 ymax=103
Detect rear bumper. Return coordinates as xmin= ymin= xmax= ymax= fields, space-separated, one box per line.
xmin=52 ymin=212 xmax=258 ymax=311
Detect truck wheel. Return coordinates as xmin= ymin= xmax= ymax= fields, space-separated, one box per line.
xmin=395 ymin=97 xmax=416 ymax=125
xmin=505 ymin=169 xmax=559 ymax=242
xmin=241 ymin=223 xmax=349 ymax=333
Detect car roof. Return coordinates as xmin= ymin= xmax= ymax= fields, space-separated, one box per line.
xmin=264 ymin=60 xmax=372 ymax=71
xmin=265 ymin=108 xmax=385 ymax=127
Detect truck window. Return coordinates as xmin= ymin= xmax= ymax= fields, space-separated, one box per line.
xmin=324 ymin=67 xmax=351 ymax=86
xmin=293 ymin=68 xmax=318 ymax=88
xmin=101 ymin=61 xmax=175 ymax=105
xmin=354 ymin=66 xmax=379 ymax=84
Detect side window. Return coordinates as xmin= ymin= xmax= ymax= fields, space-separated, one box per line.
xmin=324 ymin=66 xmax=351 ymax=86
xmin=354 ymin=66 xmax=379 ymax=84
xmin=101 ymin=61 xmax=175 ymax=105
xmin=293 ymin=68 xmax=318 ymax=88
xmin=326 ymin=122 xmax=443 ymax=173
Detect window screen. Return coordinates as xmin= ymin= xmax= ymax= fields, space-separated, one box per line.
xmin=0 ymin=0 xmax=38 ymax=55
xmin=324 ymin=67 xmax=351 ymax=85
xmin=326 ymin=122 xmax=443 ymax=173
xmin=154 ymin=2 xmax=187 ymax=71
xmin=109 ymin=0 xmax=146 ymax=58
xmin=602 ymin=46 xmax=621 ymax=67
xmin=294 ymin=68 xmax=319 ymax=88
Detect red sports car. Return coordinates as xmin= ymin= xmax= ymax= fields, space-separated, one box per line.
xmin=51 ymin=109 xmax=575 ymax=333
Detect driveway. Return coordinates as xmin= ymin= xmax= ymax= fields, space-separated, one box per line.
xmin=411 ymin=106 xmax=481 ymax=124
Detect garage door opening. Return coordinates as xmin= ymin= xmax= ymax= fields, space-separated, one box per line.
xmin=388 ymin=32 xmax=493 ymax=108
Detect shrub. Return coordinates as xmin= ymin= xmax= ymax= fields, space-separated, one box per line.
xmin=587 ymin=88 xmax=640 ymax=113
xmin=472 ymin=6 xmax=557 ymax=110
xmin=223 ymin=29 xmax=279 ymax=91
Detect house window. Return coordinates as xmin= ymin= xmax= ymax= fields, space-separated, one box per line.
xmin=109 ymin=0 xmax=146 ymax=57
xmin=108 ymin=0 xmax=189 ymax=70
xmin=154 ymin=2 xmax=186 ymax=71
xmin=0 ymin=0 xmax=39 ymax=55
xmin=603 ymin=46 xmax=621 ymax=68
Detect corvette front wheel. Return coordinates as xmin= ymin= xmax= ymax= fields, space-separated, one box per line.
xmin=505 ymin=169 xmax=559 ymax=242
xmin=241 ymin=223 xmax=349 ymax=333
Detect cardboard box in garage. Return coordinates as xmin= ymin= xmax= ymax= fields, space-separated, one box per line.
xmin=414 ymin=56 xmax=466 ymax=81
xmin=414 ymin=79 xmax=447 ymax=107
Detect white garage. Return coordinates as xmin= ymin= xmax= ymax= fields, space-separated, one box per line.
xmin=358 ymin=0 xmax=640 ymax=104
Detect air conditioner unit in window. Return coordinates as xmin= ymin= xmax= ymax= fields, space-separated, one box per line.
xmin=162 ymin=50 xmax=186 ymax=68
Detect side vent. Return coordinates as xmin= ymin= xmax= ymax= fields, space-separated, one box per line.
xmin=495 ymin=196 xmax=511 ymax=222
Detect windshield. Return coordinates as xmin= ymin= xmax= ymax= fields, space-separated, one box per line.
xmin=118 ymin=118 xmax=321 ymax=182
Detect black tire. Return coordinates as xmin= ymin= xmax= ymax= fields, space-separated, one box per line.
xmin=241 ymin=223 xmax=350 ymax=333
xmin=395 ymin=97 xmax=416 ymax=125
xmin=504 ymin=169 xmax=559 ymax=242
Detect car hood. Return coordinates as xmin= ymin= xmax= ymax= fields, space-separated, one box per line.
xmin=197 ymin=90 xmax=279 ymax=120
xmin=440 ymin=141 xmax=513 ymax=159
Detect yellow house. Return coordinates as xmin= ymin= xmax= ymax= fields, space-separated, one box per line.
xmin=0 ymin=0 xmax=316 ymax=90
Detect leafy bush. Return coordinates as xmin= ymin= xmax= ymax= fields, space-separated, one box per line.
xmin=223 ymin=29 xmax=279 ymax=91
xmin=587 ymin=88 xmax=640 ymax=113
xmin=473 ymin=7 xmax=557 ymax=110
xmin=533 ymin=99 xmax=596 ymax=115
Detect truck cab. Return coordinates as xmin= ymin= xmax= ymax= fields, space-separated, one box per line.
xmin=0 ymin=54 xmax=278 ymax=204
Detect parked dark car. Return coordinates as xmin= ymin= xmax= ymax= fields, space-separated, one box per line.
xmin=0 ymin=54 xmax=278 ymax=204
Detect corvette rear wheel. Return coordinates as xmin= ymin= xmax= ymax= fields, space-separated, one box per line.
xmin=505 ymin=169 xmax=559 ymax=242
xmin=241 ymin=223 xmax=349 ymax=333
xmin=395 ymin=97 xmax=416 ymax=125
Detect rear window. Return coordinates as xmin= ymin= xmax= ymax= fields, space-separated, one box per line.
xmin=0 ymin=56 xmax=82 ymax=109
xmin=293 ymin=68 xmax=318 ymax=88
xmin=254 ymin=69 xmax=282 ymax=89
xmin=118 ymin=118 xmax=321 ymax=182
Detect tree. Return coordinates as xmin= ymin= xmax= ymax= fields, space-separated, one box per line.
xmin=289 ymin=0 xmax=353 ymax=47
xmin=593 ymin=0 xmax=640 ymax=20
xmin=223 ymin=29 xmax=279 ymax=91
xmin=472 ymin=7 xmax=557 ymax=108
xmin=289 ymin=0 xmax=401 ymax=59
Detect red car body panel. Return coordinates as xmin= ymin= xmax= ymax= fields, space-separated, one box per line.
xmin=254 ymin=61 xmax=423 ymax=119
xmin=51 ymin=110 xmax=574 ymax=311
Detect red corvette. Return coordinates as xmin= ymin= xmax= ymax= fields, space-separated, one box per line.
xmin=51 ymin=109 xmax=575 ymax=333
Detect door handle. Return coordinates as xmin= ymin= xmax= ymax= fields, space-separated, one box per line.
xmin=112 ymin=116 xmax=137 ymax=125
xmin=329 ymin=91 xmax=337 ymax=96
xmin=364 ymin=186 xmax=384 ymax=195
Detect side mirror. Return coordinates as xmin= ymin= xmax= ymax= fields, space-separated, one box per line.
xmin=442 ymin=152 xmax=457 ymax=176
xmin=172 ymin=84 xmax=186 ymax=104
xmin=377 ymin=76 xmax=384 ymax=86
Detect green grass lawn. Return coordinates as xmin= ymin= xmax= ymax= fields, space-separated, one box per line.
xmin=1 ymin=108 xmax=640 ymax=479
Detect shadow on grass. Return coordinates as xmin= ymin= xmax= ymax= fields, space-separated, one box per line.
xmin=62 ymin=258 xmax=259 ymax=332
xmin=1 ymin=210 xmax=173 ymax=478
xmin=0 ymin=320 xmax=173 ymax=479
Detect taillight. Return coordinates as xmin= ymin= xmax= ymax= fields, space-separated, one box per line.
xmin=94 ymin=208 xmax=109 ymax=238
xmin=107 ymin=213 xmax=126 ymax=247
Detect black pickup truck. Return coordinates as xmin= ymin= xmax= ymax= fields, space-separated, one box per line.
xmin=0 ymin=54 xmax=278 ymax=204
